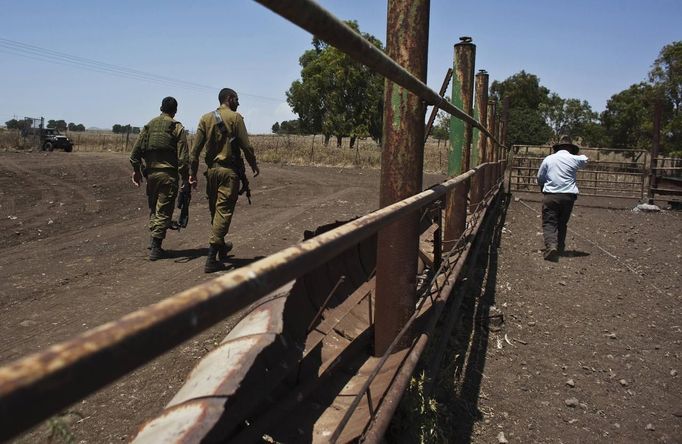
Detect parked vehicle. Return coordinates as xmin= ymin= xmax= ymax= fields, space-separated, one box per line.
xmin=39 ymin=128 xmax=73 ymax=152
xmin=22 ymin=127 xmax=74 ymax=152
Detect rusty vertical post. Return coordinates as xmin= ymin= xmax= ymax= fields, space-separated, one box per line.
xmin=475 ymin=70 xmax=489 ymax=194
xmin=499 ymin=96 xmax=510 ymax=180
xmin=486 ymin=98 xmax=496 ymax=187
xmin=648 ymin=99 xmax=662 ymax=204
xmin=475 ymin=70 xmax=489 ymax=167
xmin=487 ymin=99 xmax=496 ymax=163
xmin=374 ymin=0 xmax=430 ymax=356
xmin=443 ymin=37 xmax=475 ymax=253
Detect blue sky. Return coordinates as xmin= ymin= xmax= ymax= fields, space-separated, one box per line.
xmin=1 ymin=0 xmax=680 ymax=133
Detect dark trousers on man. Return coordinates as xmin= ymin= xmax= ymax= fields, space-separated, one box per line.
xmin=542 ymin=193 xmax=577 ymax=251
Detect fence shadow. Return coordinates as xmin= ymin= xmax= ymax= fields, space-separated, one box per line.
xmin=385 ymin=191 xmax=509 ymax=443
xmin=446 ymin=193 xmax=508 ymax=444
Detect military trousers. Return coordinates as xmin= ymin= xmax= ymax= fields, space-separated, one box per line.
xmin=146 ymin=170 xmax=178 ymax=239
xmin=205 ymin=166 xmax=239 ymax=247
xmin=541 ymin=192 xmax=576 ymax=251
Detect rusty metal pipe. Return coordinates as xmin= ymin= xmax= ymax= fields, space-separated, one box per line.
xmin=375 ymin=0 xmax=430 ymax=356
xmin=424 ymin=68 xmax=453 ymax=143
xmin=362 ymin=184 xmax=502 ymax=444
xmin=253 ymin=0 xmax=504 ymax=147
xmin=0 ymin=164 xmax=476 ymax=441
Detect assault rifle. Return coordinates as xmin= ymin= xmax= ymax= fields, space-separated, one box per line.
xmin=230 ymin=137 xmax=252 ymax=204
xmin=171 ymin=182 xmax=191 ymax=230
xmin=212 ymin=110 xmax=252 ymax=204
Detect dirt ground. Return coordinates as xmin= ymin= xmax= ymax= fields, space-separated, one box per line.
xmin=453 ymin=193 xmax=681 ymax=444
xmin=1 ymin=150 xmax=680 ymax=443
xmin=0 ymin=150 xmax=404 ymax=442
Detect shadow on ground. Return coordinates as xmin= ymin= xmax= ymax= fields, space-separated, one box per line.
xmin=386 ymin=192 xmax=509 ymax=443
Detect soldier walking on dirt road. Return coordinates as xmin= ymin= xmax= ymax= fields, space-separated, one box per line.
xmin=189 ymin=88 xmax=260 ymax=273
xmin=537 ymin=135 xmax=588 ymax=261
xmin=130 ymin=96 xmax=189 ymax=261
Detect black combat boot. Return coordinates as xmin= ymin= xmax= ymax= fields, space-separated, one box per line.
xmin=218 ymin=241 xmax=234 ymax=262
xmin=205 ymin=244 xmax=225 ymax=273
xmin=543 ymin=244 xmax=559 ymax=262
xmin=149 ymin=237 xmax=165 ymax=261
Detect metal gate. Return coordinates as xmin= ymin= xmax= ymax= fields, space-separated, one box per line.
xmin=510 ymin=144 xmax=648 ymax=199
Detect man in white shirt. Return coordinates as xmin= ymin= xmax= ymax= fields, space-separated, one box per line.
xmin=537 ymin=136 xmax=588 ymax=261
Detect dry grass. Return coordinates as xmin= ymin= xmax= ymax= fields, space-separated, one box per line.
xmin=0 ymin=129 xmax=450 ymax=173
xmin=251 ymin=134 xmax=449 ymax=173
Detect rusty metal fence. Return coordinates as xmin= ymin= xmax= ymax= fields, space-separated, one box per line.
xmin=649 ymin=156 xmax=682 ymax=204
xmin=510 ymin=145 xmax=649 ymax=199
xmin=0 ymin=0 xmax=510 ymax=441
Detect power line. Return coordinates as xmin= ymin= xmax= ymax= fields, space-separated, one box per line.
xmin=0 ymin=38 xmax=283 ymax=102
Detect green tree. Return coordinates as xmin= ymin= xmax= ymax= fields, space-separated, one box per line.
xmin=112 ymin=124 xmax=123 ymax=134
xmin=649 ymin=41 xmax=682 ymax=153
xmin=506 ymin=108 xmax=553 ymax=146
xmin=540 ymin=94 xmax=603 ymax=144
xmin=600 ymin=82 xmax=654 ymax=150
xmin=47 ymin=119 xmax=67 ymax=131
xmin=271 ymin=122 xmax=280 ymax=134
xmin=490 ymin=71 xmax=552 ymax=146
xmin=490 ymin=70 xmax=549 ymax=110
xmin=279 ymin=119 xmax=301 ymax=134
xmin=286 ymin=21 xmax=385 ymax=146
xmin=75 ymin=124 xmax=86 ymax=132
xmin=650 ymin=41 xmax=682 ymax=114
xmin=431 ymin=106 xmax=451 ymax=141
xmin=5 ymin=119 xmax=29 ymax=130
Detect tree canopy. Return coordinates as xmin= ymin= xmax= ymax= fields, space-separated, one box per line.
xmin=112 ymin=124 xmax=140 ymax=134
xmin=489 ymin=40 xmax=681 ymax=155
xmin=490 ymin=71 xmax=553 ymax=146
xmin=4 ymin=119 xmax=31 ymax=130
xmin=286 ymin=21 xmax=384 ymax=145
xmin=47 ymin=119 xmax=67 ymax=131
xmin=68 ymin=122 xmax=86 ymax=132
xmin=598 ymin=41 xmax=681 ymax=155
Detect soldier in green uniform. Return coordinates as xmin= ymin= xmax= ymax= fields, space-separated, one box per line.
xmin=130 ymin=96 xmax=189 ymax=261
xmin=189 ymin=88 xmax=260 ymax=273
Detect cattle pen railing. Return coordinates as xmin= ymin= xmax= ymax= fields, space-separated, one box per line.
xmin=510 ymin=144 xmax=649 ymax=200
xmin=0 ymin=0 xmax=510 ymax=442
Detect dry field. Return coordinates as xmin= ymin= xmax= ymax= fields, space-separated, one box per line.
xmin=0 ymin=129 xmax=451 ymax=173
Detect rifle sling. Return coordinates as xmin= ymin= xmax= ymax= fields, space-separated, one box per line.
xmin=212 ymin=110 xmax=243 ymax=161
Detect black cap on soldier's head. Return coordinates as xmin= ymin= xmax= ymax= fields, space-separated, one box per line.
xmin=160 ymin=96 xmax=178 ymax=115
xmin=552 ymin=135 xmax=580 ymax=155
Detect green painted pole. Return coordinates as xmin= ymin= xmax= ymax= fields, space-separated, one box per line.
xmin=448 ymin=36 xmax=476 ymax=175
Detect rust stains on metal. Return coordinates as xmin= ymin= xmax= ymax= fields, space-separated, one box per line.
xmin=487 ymin=99 xmax=497 ymax=163
xmin=425 ymin=68 xmax=453 ymax=142
xmin=375 ymin=0 xmax=430 ymax=357
xmin=454 ymin=36 xmax=476 ymax=172
xmin=475 ymin=70 xmax=489 ymax=166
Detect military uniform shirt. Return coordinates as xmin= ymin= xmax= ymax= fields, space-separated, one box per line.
xmin=130 ymin=113 xmax=189 ymax=180
xmin=190 ymin=104 xmax=258 ymax=177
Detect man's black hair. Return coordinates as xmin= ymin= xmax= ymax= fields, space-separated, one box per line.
xmin=160 ymin=96 xmax=178 ymax=114
xmin=218 ymin=88 xmax=237 ymax=104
